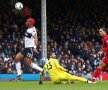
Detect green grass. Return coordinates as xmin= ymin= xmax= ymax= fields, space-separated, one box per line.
xmin=0 ymin=81 xmax=108 ymax=90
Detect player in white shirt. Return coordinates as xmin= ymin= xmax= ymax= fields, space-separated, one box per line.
xmin=13 ymin=18 xmax=44 ymax=81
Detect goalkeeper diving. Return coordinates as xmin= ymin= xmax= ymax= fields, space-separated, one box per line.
xmin=42 ymin=52 xmax=93 ymax=84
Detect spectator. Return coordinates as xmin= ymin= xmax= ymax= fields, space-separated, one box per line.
xmin=0 ymin=0 xmax=108 ymax=75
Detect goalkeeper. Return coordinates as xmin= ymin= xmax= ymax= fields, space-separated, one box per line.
xmin=43 ymin=52 xmax=92 ymax=84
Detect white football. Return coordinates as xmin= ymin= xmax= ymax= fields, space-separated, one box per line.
xmin=15 ymin=2 xmax=23 ymax=10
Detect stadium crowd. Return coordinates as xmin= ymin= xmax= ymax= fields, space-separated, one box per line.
xmin=0 ymin=0 xmax=108 ymax=75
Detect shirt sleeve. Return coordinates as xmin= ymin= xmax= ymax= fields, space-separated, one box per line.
xmin=54 ymin=59 xmax=67 ymax=71
xmin=32 ymin=27 xmax=37 ymax=36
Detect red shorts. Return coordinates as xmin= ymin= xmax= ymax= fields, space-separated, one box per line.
xmin=102 ymin=56 xmax=108 ymax=65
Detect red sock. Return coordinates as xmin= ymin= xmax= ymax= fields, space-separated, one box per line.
xmin=93 ymin=68 xmax=101 ymax=78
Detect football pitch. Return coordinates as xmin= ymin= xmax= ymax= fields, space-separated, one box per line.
xmin=0 ymin=81 xmax=108 ymax=90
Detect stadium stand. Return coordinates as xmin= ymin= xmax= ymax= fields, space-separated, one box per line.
xmin=0 ymin=0 xmax=108 ymax=75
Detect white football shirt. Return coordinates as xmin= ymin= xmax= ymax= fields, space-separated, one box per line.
xmin=24 ymin=27 xmax=37 ymax=48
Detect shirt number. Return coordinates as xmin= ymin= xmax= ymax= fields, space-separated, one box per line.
xmin=27 ymin=53 xmax=32 ymax=58
xmin=46 ymin=62 xmax=52 ymax=70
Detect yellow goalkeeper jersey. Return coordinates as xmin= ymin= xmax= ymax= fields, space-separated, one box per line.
xmin=44 ymin=57 xmax=88 ymax=84
xmin=44 ymin=58 xmax=67 ymax=77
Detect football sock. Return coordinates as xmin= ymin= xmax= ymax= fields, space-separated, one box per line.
xmin=31 ymin=62 xmax=43 ymax=72
xmin=93 ymin=68 xmax=101 ymax=78
xmin=71 ymin=75 xmax=87 ymax=82
xmin=16 ymin=62 xmax=22 ymax=76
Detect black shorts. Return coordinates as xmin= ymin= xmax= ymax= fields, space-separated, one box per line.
xmin=20 ymin=47 xmax=34 ymax=58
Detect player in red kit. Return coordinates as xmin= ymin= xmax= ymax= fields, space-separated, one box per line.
xmin=92 ymin=27 xmax=108 ymax=83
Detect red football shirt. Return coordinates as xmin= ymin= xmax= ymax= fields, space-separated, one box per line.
xmin=102 ymin=35 xmax=108 ymax=55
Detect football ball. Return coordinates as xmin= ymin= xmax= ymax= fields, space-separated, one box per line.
xmin=15 ymin=2 xmax=23 ymax=10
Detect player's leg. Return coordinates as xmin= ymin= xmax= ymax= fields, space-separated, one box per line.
xmin=25 ymin=48 xmax=44 ymax=84
xmin=71 ymin=75 xmax=93 ymax=84
xmin=15 ymin=52 xmax=24 ymax=79
xmin=25 ymin=58 xmax=44 ymax=84
xmin=39 ymin=71 xmax=43 ymax=84
xmin=54 ymin=72 xmax=73 ymax=84
xmin=53 ymin=80 xmax=61 ymax=84
xmin=60 ymin=72 xmax=91 ymax=83
xmin=71 ymin=75 xmax=87 ymax=82
xmin=93 ymin=61 xmax=106 ymax=78
xmin=25 ymin=56 xmax=43 ymax=72
xmin=64 ymin=72 xmax=88 ymax=83
xmin=51 ymin=75 xmax=61 ymax=84
xmin=39 ymin=65 xmax=46 ymax=84
xmin=92 ymin=57 xmax=108 ymax=83
xmin=10 ymin=52 xmax=25 ymax=81
xmin=25 ymin=48 xmax=43 ymax=72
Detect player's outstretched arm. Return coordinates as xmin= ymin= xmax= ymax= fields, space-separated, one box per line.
xmin=55 ymin=59 xmax=67 ymax=71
